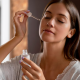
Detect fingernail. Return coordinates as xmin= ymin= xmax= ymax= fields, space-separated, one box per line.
xmin=18 ymin=15 xmax=21 ymax=17
xmin=19 ymin=60 xmax=21 ymax=63
xmin=22 ymin=73 xmax=24 ymax=75
xmin=22 ymin=57 xmax=24 ymax=59
xmin=19 ymin=15 xmax=21 ymax=16
xmin=25 ymin=12 xmax=27 ymax=14
xmin=27 ymin=10 xmax=30 ymax=11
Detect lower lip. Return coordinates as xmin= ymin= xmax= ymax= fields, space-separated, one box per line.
xmin=44 ymin=30 xmax=53 ymax=34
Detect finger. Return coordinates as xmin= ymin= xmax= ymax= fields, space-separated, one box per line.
xmin=13 ymin=14 xmax=21 ymax=22
xmin=15 ymin=10 xmax=30 ymax=17
xmin=14 ymin=10 xmax=30 ymax=24
xmin=14 ymin=11 xmax=29 ymax=24
xmin=23 ymin=15 xmax=28 ymax=23
xmin=21 ymin=61 xmax=38 ymax=77
xmin=22 ymin=75 xmax=28 ymax=80
xmin=22 ymin=57 xmax=41 ymax=72
xmin=22 ymin=68 xmax=34 ymax=80
xmin=13 ymin=15 xmax=21 ymax=27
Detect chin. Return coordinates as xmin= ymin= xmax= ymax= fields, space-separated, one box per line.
xmin=40 ymin=35 xmax=54 ymax=43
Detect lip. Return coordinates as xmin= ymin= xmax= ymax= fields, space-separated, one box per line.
xmin=43 ymin=29 xmax=54 ymax=34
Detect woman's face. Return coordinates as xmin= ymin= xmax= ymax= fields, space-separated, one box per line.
xmin=39 ymin=3 xmax=71 ymax=43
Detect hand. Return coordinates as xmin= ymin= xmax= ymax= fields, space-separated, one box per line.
xmin=13 ymin=10 xmax=30 ymax=39
xmin=20 ymin=57 xmax=46 ymax=80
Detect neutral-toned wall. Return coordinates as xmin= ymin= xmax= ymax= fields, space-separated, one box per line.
xmin=28 ymin=0 xmax=50 ymax=53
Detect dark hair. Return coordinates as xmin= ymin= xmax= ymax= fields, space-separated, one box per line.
xmin=40 ymin=0 xmax=80 ymax=60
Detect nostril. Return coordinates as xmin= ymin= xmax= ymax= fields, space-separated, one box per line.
xmin=47 ymin=23 xmax=53 ymax=27
xmin=51 ymin=25 xmax=53 ymax=27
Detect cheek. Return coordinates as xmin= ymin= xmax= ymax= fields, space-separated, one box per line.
xmin=57 ymin=24 xmax=70 ymax=37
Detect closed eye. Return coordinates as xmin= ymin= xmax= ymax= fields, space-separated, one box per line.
xmin=44 ymin=17 xmax=51 ymax=19
xmin=58 ymin=20 xmax=65 ymax=23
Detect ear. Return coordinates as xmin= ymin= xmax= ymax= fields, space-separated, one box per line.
xmin=67 ymin=29 xmax=76 ymax=38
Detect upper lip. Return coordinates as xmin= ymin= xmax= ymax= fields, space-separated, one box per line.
xmin=43 ymin=29 xmax=54 ymax=34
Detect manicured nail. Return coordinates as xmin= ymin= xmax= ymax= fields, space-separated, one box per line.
xmin=19 ymin=15 xmax=21 ymax=17
xmin=25 ymin=12 xmax=27 ymax=14
xmin=22 ymin=73 xmax=25 ymax=75
xmin=22 ymin=57 xmax=24 ymax=59
xmin=27 ymin=10 xmax=30 ymax=11
xmin=19 ymin=60 xmax=21 ymax=63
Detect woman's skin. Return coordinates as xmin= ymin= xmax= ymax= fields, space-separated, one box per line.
xmin=0 ymin=10 xmax=29 ymax=63
xmin=0 ymin=2 xmax=76 ymax=80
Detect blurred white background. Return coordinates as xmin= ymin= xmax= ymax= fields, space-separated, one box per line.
xmin=0 ymin=0 xmax=10 ymax=62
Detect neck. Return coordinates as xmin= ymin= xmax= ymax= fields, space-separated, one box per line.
xmin=40 ymin=41 xmax=70 ymax=71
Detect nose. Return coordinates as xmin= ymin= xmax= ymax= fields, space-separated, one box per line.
xmin=47 ymin=19 xmax=55 ymax=27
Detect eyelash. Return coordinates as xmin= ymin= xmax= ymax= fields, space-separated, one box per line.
xmin=44 ymin=17 xmax=51 ymax=19
xmin=58 ymin=20 xmax=64 ymax=23
xmin=44 ymin=17 xmax=65 ymax=23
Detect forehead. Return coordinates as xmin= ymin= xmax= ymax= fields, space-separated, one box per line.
xmin=46 ymin=3 xmax=70 ymax=18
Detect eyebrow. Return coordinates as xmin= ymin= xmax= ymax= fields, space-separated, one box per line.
xmin=58 ymin=14 xmax=68 ymax=19
xmin=45 ymin=11 xmax=68 ymax=19
xmin=45 ymin=11 xmax=51 ymax=14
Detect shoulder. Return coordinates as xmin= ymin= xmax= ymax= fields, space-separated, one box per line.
xmin=73 ymin=60 xmax=80 ymax=73
xmin=62 ymin=60 xmax=80 ymax=80
xmin=71 ymin=60 xmax=80 ymax=80
xmin=0 ymin=55 xmax=21 ymax=80
xmin=72 ymin=60 xmax=80 ymax=71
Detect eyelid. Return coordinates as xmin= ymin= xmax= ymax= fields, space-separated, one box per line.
xmin=59 ymin=17 xmax=66 ymax=21
xmin=43 ymin=14 xmax=66 ymax=23
xmin=58 ymin=20 xmax=65 ymax=23
xmin=58 ymin=18 xmax=66 ymax=22
xmin=44 ymin=17 xmax=51 ymax=19
xmin=43 ymin=14 xmax=51 ymax=18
